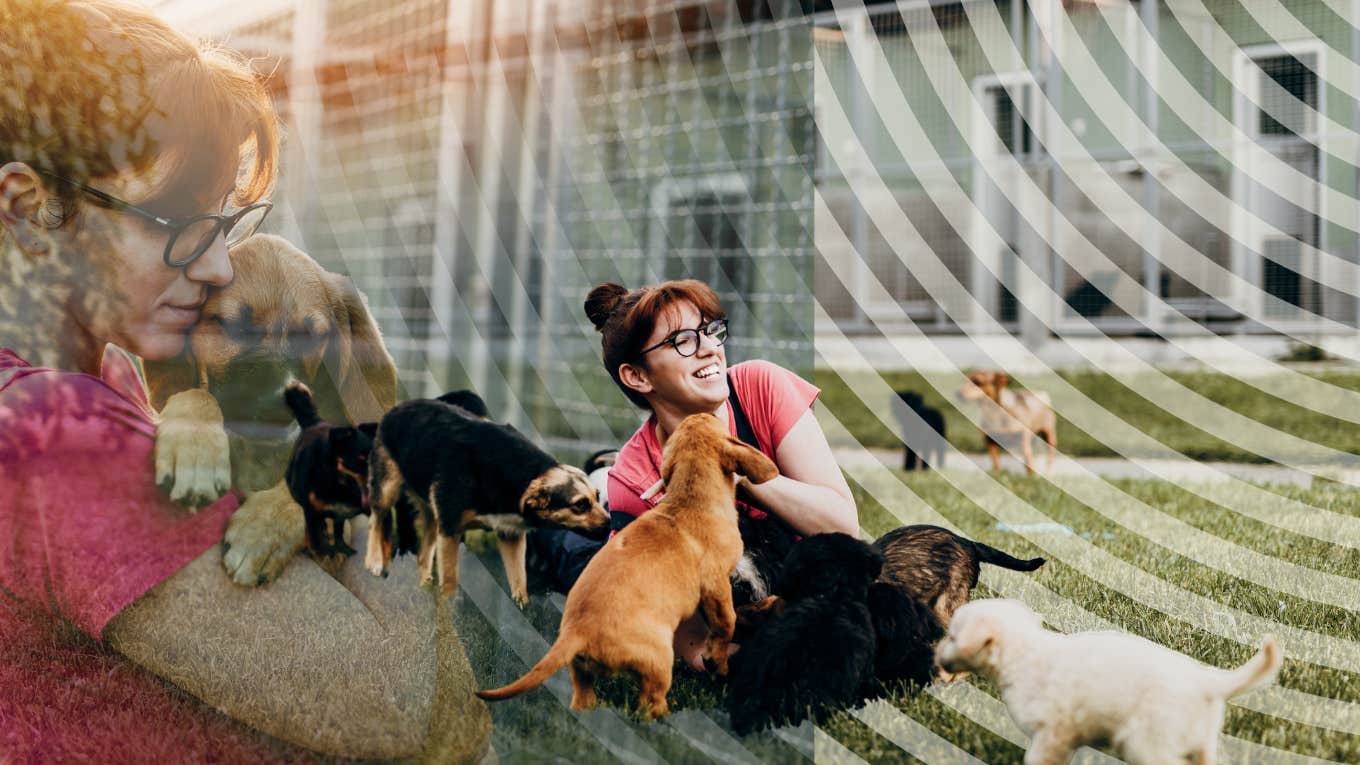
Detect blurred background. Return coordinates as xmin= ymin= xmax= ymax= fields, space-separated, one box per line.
xmin=148 ymin=0 xmax=1360 ymax=455
xmin=142 ymin=1 xmax=1360 ymax=761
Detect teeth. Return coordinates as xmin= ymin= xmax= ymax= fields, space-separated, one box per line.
xmin=694 ymin=364 xmax=721 ymax=379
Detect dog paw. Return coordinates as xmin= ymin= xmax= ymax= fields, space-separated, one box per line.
xmin=221 ymin=483 xmax=305 ymax=586
xmin=312 ymin=551 xmax=349 ymax=575
xmin=511 ymin=588 xmax=530 ymax=609
xmin=155 ymin=389 xmax=232 ymax=509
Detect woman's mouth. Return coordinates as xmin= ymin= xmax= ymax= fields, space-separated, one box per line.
xmin=693 ymin=363 xmax=723 ymax=380
xmin=163 ymin=304 xmax=203 ymax=326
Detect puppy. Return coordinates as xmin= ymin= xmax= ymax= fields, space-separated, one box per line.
xmin=874 ymin=524 xmax=1045 ymax=629
xmin=475 ymin=414 xmax=779 ymax=719
xmin=730 ymin=512 xmax=799 ymax=611
xmin=956 ymin=371 xmax=1056 ymax=474
xmin=581 ymin=448 xmax=618 ymax=509
xmin=143 ymin=234 xmax=397 ymax=585
xmin=282 ymin=382 xmax=375 ymax=561
xmin=890 ymin=390 xmax=946 ymax=471
xmin=436 ymin=389 xmax=490 ymax=420
xmin=935 ymin=600 xmax=1282 ymax=765
xmin=365 ymin=396 xmax=609 ymax=606
xmin=727 ymin=533 xmax=882 ymax=734
xmin=864 ymin=580 xmax=945 ymax=693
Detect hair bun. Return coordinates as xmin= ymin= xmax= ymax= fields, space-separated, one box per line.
xmin=584 ymin=283 xmax=630 ymax=331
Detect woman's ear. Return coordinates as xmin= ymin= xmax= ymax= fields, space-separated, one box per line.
xmin=0 ymin=162 xmax=54 ymax=255
xmin=617 ymin=361 xmax=654 ymax=397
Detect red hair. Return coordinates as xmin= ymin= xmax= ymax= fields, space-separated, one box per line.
xmin=584 ymin=280 xmax=726 ymax=410
xmin=0 ymin=0 xmax=279 ymax=222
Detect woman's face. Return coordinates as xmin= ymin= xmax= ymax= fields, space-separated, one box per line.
xmin=634 ymin=300 xmax=729 ymax=414
xmin=60 ymin=171 xmax=235 ymax=361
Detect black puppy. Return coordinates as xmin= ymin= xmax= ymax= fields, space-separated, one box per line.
xmin=283 ymin=381 xmax=376 ymax=559
xmin=730 ymin=512 xmax=799 ymax=613
xmin=365 ymin=397 xmax=610 ymax=605
xmin=436 ymin=389 xmax=490 ymax=419
xmin=865 ymin=580 xmax=945 ymax=694
xmin=727 ymin=533 xmax=882 ymax=735
xmin=890 ymin=390 xmax=946 ymax=471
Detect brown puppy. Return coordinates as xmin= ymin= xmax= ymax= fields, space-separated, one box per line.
xmin=475 ymin=414 xmax=779 ymax=718
xmin=143 ymin=234 xmax=397 ymax=581
xmin=956 ymin=371 xmax=1057 ymax=474
xmin=874 ymin=525 xmax=1045 ymax=629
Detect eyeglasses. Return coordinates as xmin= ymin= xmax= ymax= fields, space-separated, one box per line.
xmin=639 ymin=318 xmax=729 ymax=358
xmin=35 ymin=170 xmax=272 ymax=268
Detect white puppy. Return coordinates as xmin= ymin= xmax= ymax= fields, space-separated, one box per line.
xmin=934 ymin=599 xmax=1281 ymax=765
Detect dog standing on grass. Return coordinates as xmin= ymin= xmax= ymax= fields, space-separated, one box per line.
xmin=956 ymin=371 xmax=1057 ymax=475
xmin=935 ymin=599 xmax=1281 ymax=765
xmin=364 ymin=396 xmax=609 ymax=605
xmin=890 ymin=390 xmax=947 ymax=471
xmin=475 ymin=414 xmax=779 ymax=719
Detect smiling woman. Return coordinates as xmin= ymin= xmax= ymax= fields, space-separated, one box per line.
xmin=0 ymin=1 xmax=488 ymax=761
xmin=529 ymin=278 xmax=859 ymax=671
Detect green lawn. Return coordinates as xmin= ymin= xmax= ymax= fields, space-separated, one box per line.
xmin=816 ymin=368 xmax=1360 ymax=463
xmin=455 ymin=470 xmax=1360 ymax=764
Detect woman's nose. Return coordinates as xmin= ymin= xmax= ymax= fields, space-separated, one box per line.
xmin=185 ymin=231 xmax=234 ymax=287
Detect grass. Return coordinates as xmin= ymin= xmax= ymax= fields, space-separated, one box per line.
xmin=816 ymin=368 xmax=1360 ymax=463
xmin=454 ymin=471 xmax=1360 ymax=764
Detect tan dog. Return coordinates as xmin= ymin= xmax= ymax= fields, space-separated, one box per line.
xmin=935 ymin=600 xmax=1281 ymax=765
xmin=956 ymin=371 xmax=1056 ymax=474
xmin=475 ymin=414 xmax=779 ymax=718
xmin=143 ymin=234 xmax=397 ymax=581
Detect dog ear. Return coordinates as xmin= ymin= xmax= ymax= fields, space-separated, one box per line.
xmin=723 ymin=438 xmax=779 ymax=484
xmin=325 ymin=274 xmax=398 ymax=423
xmin=358 ymin=422 xmax=378 ymax=439
xmin=953 ymin=615 xmax=997 ymax=663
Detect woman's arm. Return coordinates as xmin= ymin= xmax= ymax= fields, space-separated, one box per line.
xmin=741 ymin=409 xmax=859 ymax=536
xmin=105 ymin=507 xmax=491 ymax=761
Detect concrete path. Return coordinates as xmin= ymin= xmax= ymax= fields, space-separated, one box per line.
xmin=834 ymin=446 xmax=1322 ymax=488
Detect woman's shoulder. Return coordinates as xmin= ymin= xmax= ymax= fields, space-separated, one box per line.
xmin=729 ymin=358 xmax=790 ymax=380
xmin=0 ymin=348 xmax=156 ymax=459
xmin=729 ymin=359 xmax=817 ymax=403
xmin=611 ymin=417 xmax=659 ymax=493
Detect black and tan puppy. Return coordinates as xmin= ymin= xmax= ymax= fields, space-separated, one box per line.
xmin=364 ymin=397 xmax=609 ymax=605
xmin=874 ymin=524 xmax=1045 ymax=629
xmin=727 ymin=533 xmax=882 ymax=735
xmin=282 ymin=381 xmax=375 ymax=561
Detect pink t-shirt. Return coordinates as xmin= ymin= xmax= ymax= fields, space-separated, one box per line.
xmin=608 ymin=359 xmax=820 ymax=519
xmin=0 ymin=346 xmax=323 ymax=764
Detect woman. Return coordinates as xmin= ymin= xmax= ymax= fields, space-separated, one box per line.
xmin=585 ymin=279 xmax=859 ymax=668
xmin=0 ymin=2 xmax=487 ymax=761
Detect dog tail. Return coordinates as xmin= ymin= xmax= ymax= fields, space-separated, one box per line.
xmin=1213 ymin=636 xmax=1282 ymax=699
xmin=971 ymin=540 xmax=1046 ymax=572
xmin=284 ymin=381 xmax=322 ymax=429
xmin=475 ymin=634 xmax=583 ymax=702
